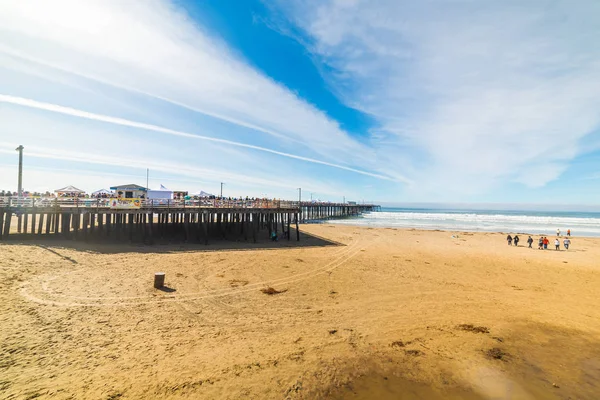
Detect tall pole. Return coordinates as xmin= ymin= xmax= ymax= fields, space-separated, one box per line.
xmin=310 ymin=192 xmax=314 ymax=202
xmin=343 ymin=196 xmax=345 ymax=204
xmin=16 ymin=145 xmax=24 ymax=198
xmin=298 ymin=188 xmax=301 ymax=203
xmin=146 ymin=168 xmax=149 ymax=190
xmin=220 ymin=182 xmax=224 ymax=198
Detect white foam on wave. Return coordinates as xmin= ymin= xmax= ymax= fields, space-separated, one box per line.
xmin=330 ymin=211 xmax=600 ymax=236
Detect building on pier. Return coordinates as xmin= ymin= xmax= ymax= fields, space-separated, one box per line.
xmin=109 ymin=184 xmax=147 ymax=199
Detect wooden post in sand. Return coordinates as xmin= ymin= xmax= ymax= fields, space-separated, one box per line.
xmin=90 ymin=213 xmax=95 ymax=237
xmin=37 ymin=212 xmax=43 ymax=235
xmin=31 ymin=210 xmax=36 ymax=234
xmin=154 ymin=272 xmax=165 ymax=289
xmin=98 ymin=213 xmax=103 ymax=236
xmin=203 ymin=212 xmax=209 ymax=245
xmin=128 ymin=213 xmax=134 ymax=243
xmin=64 ymin=213 xmax=71 ymax=239
xmin=252 ymin=213 xmax=257 ymax=243
xmin=54 ymin=213 xmax=60 ymax=236
xmin=0 ymin=211 xmax=4 ymax=240
xmin=45 ymin=213 xmax=51 ymax=235
xmin=183 ymin=213 xmax=189 ymax=243
xmin=4 ymin=211 xmax=12 ymax=238
xmin=82 ymin=213 xmax=88 ymax=242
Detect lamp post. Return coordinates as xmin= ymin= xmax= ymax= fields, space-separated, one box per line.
xmin=297 ymin=188 xmax=301 ymax=203
xmin=220 ymin=182 xmax=224 ymax=198
xmin=310 ymin=192 xmax=314 ymax=202
xmin=16 ymin=145 xmax=24 ymax=199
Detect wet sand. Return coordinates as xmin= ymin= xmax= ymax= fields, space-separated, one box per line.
xmin=1 ymin=225 xmax=599 ymax=399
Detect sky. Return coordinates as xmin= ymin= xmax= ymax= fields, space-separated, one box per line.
xmin=1 ymin=0 xmax=599 ymax=206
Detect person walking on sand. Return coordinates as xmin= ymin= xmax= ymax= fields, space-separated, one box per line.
xmin=527 ymin=236 xmax=533 ymax=248
xmin=514 ymin=235 xmax=520 ymax=246
xmin=554 ymin=238 xmax=560 ymax=250
xmin=538 ymin=237 xmax=543 ymax=249
xmin=567 ymin=229 xmax=571 ymax=237
xmin=557 ymin=228 xmax=560 ymax=237
xmin=543 ymin=237 xmax=549 ymax=250
xmin=507 ymin=234 xmax=513 ymax=246
xmin=563 ymin=237 xmax=571 ymax=250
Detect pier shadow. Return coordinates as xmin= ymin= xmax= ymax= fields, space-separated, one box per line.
xmin=1 ymin=228 xmax=343 ymax=255
xmin=36 ymin=245 xmax=79 ymax=264
xmin=157 ymin=286 xmax=176 ymax=293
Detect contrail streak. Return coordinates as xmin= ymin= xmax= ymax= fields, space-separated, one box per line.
xmin=0 ymin=44 xmax=291 ymax=142
xmin=0 ymin=94 xmax=407 ymax=182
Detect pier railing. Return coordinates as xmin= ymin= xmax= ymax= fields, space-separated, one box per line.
xmin=0 ymin=197 xmax=378 ymax=210
xmin=0 ymin=197 xmax=299 ymax=209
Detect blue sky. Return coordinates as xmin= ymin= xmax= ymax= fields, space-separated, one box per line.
xmin=1 ymin=0 xmax=599 ymax=206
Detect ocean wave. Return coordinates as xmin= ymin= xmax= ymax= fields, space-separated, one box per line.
xmin=366 ymin=212 xmax=600 ymax=225
xmin=330 ymin=211 xmax=600 ymax=236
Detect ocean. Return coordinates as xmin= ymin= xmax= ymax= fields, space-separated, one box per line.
xmin=329 ymin=208 xmax=600 ymax=237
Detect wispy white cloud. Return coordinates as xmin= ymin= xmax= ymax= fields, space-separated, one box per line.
xmin=0 ymin=0 xmax=416 ymax=199
xmin=0 ymin=0 xmax=377 ymax=163
xmin=272 ymin=0 xmax=600 ymax=199
xmin=0 ymin=141 xmax=350 ymax=198
xmin=3 ymin=0 xmax=596 ymax=202
xmin=0 ymin=95 xmax=401 ymax=182
xmin=0 ymin=103 xmax=365 ymax=199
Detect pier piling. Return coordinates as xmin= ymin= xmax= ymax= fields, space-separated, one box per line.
xmin=0 ymin=198 xmax=378 ymax=243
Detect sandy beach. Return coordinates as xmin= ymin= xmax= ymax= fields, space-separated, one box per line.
xmin=1 ymin=224 xmax=600 ymax=399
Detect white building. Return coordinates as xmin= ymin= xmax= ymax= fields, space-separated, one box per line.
xmin=109 ymin=184 xmax=147 ymax=199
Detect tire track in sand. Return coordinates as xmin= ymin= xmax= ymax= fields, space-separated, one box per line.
xmin=19 ymin=238 xmax=366 ymax=307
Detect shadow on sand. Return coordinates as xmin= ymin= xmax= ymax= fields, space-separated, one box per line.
xmin=1 ymin=228 xmax=342 ymax=255
xmin=35 ymin=245 xmax=79 ymax=264
xmin=322 ymin=321 xmax=600 ymax=400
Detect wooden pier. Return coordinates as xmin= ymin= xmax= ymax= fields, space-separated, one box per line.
xmin=0 ymin=198 xmax=379 ymax=244
xmin=299 ymin=203 xmax=380 ymax=223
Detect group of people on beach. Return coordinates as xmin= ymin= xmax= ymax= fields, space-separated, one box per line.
xmin=506 ymin=229 xmax=571 ymax=250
